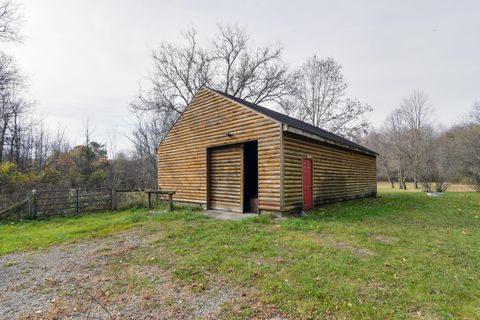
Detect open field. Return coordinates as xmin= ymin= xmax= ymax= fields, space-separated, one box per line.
xmin=377 ymin=181 xmax=475 ymax=192
xmin=1 ymin=188 xmax=479 ymax=319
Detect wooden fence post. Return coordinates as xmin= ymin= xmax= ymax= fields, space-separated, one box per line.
xmin=111 ymin=188 xmax=117 ymax=211
xmin=24 ymin=190 xmax=34 ymax=219
xmin=147 ymin=192 xmax=152 ymax=209
xmin=76 ymin=188 xmax=80 ymax=214
xmin=27 ymin=190 xmax=32 ymax=218
xmin=31 ymin=190 xmax=37 ymax=219
xmin=168 ymin=193 xmax=174 ymax=211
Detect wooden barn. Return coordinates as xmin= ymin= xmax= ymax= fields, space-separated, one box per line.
xmin=157 ymin=87 xmax=377 ymax=215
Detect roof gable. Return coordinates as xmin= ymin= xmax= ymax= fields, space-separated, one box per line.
xmin=158 ymin=87 xmax=278 ymax=148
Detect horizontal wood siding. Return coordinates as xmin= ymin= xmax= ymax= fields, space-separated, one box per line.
xmin=283 ymin=132 xmax=377 ymax=211
xmin=158 ymin=88 xmax=282 ymax=212
xmin=209 ymin=145 xmax=243 ymax=212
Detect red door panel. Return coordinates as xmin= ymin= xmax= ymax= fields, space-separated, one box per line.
xmin=302 ymin=159 xmax=313 ymax=210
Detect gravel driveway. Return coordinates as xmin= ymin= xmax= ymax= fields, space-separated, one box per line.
xmin=0 ymin=230 xmax=246 ymax=319
xmin=0 ymin=229 xmax=289 ymax=320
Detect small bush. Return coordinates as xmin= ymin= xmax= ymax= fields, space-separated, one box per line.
xmin=419 ymin=161 xmax=449 ymax=193
xmin=434 ymin=181 xmax=449 ymax=193
xmin=472 ymin=172 xmax=480 ymax=192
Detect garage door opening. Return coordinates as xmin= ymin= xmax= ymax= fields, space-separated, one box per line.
xmin=243 ymin=141 xmax=258 ymax=213
xmin=208 ymin=144 xmax=243 ymax=212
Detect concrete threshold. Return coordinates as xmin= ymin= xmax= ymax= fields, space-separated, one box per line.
xmin=202 ymin=210 xmax=258 ymax=221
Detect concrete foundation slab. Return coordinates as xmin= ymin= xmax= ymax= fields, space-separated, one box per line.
xmin=202 ymin=210 xmax=258 ymax=221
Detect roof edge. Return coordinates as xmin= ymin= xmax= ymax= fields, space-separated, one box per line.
xmin=285 ymin=125 xmax=378 ymax=156
xmin=206 ymin=87 xmax=378 ymax=156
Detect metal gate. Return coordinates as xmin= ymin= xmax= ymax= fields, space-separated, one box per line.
xmin=31 ymin=188 xmax=112 ymax=218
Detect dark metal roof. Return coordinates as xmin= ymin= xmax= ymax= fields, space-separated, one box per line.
xmin=211 ymin=89 xmax=377 ymax=156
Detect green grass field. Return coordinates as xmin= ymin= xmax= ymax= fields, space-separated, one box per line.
xmin=0 ymin=209 xmax=149 ymax=255
xmin=1 ymin=188 xmax=479 ymax=318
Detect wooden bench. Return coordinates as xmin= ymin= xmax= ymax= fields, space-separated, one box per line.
xmin=144 ymin=189 xmax=176 ymax=211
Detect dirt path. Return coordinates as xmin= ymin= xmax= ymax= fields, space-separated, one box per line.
xmin=0 ymin=229 xmax=275 ymax=320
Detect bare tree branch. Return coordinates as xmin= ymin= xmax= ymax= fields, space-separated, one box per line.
xmin=280 ymin=56 xmax=371 ymax=141
xmin=0 ymin=0 xmax=23 ymax=43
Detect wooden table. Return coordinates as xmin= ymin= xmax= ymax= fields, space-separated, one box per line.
xmin=144 ymin=190 xmax=176 ymax=211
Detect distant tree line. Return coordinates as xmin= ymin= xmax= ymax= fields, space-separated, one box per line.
xmin=365 ymin=91 xmax=480 ymax=192
xmin=0 ymin=1 xmax=152 ymax=210
xmin=0 ymin=117 xmax=154 ymax=210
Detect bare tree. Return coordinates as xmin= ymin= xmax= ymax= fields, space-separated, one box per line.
xmin=0 ymin=88 xmax=12 ymax=161
xmin=82 ymin=118 xmax=95 ymax=160
xmin=106 ymin=128 xmax=138 ymax=189
xmin=77 ymin=118 xmax=100 ymax=177
xmin=0 ymin=0 xmax=23 ymax=43
xmin=129 ymin=111 xmax=172 ymax=189
xmin=417 ymin=135 xmax=449 ymax=192
xmin=132 ymin=29 xmax=213 ymax=117
xmin=280 ymin=56 xmax=372 ymax=141
xmin=364 ymin=129 xmax=396 ymax=188
xmin=131 ymin=24 xmax=291 ymax=117
xmin=0 ymin=52 xmax=20 ymax=90
xmin=0 ymin=74 xmax=28 ymax=163
xmin=386 ymin=90 xmax=435 ymax=189
xmin=0 ymin=0 xmax=28 ymax=167
xmin=471 ymin=99 xmax=480 ymax=125
xmin=212 ymin=24 xmax=292 ymax=104
xmin=50 ymin=124 xmax=70 ymax=154
xmin=455 ymin=101 xmax=480 ymax=191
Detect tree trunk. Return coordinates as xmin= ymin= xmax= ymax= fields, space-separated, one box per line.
xmin=413 ymin=167 xmax=418 ymax=189
xmin=382 ymin=159 xmax=395 ymax=188
xmin=397 ymin=165 xmax=408 ymax=190
xmin=0 ymin=121 xmax=7 ymax=162
xmin=402 ymin=176 xmax=408 ymax=190
xmin=398 ymin=167 xmax=403 ymax=189
xmin=386 ymin=170 xmax=394 ymax=188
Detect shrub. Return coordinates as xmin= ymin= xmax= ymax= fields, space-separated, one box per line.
xmin=418 ymin=161 xmax=449 ymax=193
xmin=472 ymin=171 xmax=480 ymax=192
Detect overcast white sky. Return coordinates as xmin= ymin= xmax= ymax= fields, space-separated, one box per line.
xmin=5 ymin=0 xmax=480 ymax=150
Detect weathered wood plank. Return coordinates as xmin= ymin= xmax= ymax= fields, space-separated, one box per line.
xmin=283 ymin=132 xmax=376 ymax=211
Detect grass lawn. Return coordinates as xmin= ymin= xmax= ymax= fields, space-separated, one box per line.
xmin=0 ymin=209 xmax=148 ymax=255
xmin=1 ymin=188 xmax=480 ymax=318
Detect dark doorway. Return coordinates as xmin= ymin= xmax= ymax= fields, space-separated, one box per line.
xmin=243 ymin=141 xmax=258 ymax=213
